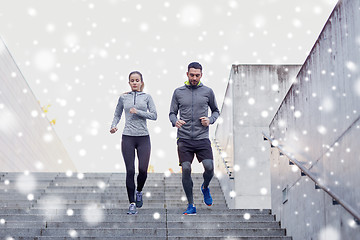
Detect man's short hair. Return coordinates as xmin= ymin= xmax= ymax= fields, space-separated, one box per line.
xmin=188 ymin=62 xmax=202 ymax=72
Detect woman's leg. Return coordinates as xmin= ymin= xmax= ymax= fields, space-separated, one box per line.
xmin=121 ymin=135 xmax=136 ymax=203
xmin=136 ymin=135 xmax=151 ymax=192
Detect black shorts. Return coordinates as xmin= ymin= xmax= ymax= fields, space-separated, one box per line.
xmin=177 ymin=138 xmax=214 ymax=166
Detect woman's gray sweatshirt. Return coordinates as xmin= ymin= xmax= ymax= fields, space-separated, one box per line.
xmin=111 ymin=91 xmax=157 ymax=136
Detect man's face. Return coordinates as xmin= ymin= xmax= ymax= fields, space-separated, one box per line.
xmin=187 ymin=68 xmax=202 ymax=86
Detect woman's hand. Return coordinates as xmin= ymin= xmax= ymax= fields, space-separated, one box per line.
xmin=110 ymin=127 xmax=118 ymax=134
xmin=130 ymin=108 xmax=137 ymax=114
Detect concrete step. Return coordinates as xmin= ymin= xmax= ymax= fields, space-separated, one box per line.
xmin=40 ymin=228 xmax=167 ymax=237
xmin=30 ymin=204 xmax=228 ymax=209
xmin=167 ymin=238 xmax=292 ymax=240
xmin=16 ymin=237 xmax=292 ymax=240
xmin=0 ymin=172 xmax=292 ymax=239
xmin=1 ymin=221 xmax=280 ymax=229
xmin=0 ymin=208 xmax=271 ymax=215
xmin=0 ymin=213 xmax=276 ymax=222
xmin=42 ymin=188 xmax=223 ymax=194
xmin=20 ymin=237 xmax=292 ymax=240
xmin=167 ymin=228 xmax=286 ymax=237
xmin=0 ymin=228 xmax=286 ymax=238
xmin=33 ymin=197 xmax=225 ymax=202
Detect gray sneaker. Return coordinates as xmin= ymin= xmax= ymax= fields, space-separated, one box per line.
xmin=135 ymin=191 xmax=143 ymax=208
xmin=127 ymin=203 xmax=137 ymax=215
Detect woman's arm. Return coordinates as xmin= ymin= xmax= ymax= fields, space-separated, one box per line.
xmin=135 ymin=95 xmax=157 ymax=120
xmin=110 ymin=95 xmax=124 ymax=132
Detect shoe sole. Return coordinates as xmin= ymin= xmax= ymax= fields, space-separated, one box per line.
xmin=183 ymin=213 xmax=196 ymax=215
xmin=127 ymin=212 xmax=138 ymax=215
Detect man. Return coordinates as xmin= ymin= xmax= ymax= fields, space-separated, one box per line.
xmin=169 ymin=62 xmax=220 ymax=215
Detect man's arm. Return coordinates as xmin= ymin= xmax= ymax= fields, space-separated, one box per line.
xmin=208 ymin=88 xmax=220 ymax=124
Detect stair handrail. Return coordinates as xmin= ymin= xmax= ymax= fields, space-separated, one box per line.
xmin=212 ymin=138 xmax=234 ymax=179
xmin=262 ymin=131 xmax=360 ymax=223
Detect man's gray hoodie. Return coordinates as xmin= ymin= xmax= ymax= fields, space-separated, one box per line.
xmin=111 ymin=91 xmax=157 ymax=136
xmin=169 ymin=81 xmax=220 ymax=140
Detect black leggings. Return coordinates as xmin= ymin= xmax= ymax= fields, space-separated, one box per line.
xmin=121 ymin=135 xmax=151 ymax=203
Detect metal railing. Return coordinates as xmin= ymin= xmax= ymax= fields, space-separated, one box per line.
xmin=262 ymin=131 xmax=360 ymax=224
xmin=212 ymin=138 xmax=234 ymax=180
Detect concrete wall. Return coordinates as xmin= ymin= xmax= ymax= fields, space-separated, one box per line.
xmin=269 ymin=0 xmax=360 ymax=239
xmin=0 ymin=37 xmax=76 ymax=172
xmin=215 ymin=64 xmax=301 ymax=209
xmin=213 ymin=75 xmax=235 ymax=208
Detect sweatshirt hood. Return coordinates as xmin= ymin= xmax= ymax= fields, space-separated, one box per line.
xmin=184 ymin=80 xmax=203 ymax=88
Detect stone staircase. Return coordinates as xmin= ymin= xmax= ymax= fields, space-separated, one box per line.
xmin=0 ymin=172 xmax=292 ymax=239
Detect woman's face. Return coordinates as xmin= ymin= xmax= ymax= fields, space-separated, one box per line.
xmin=129 ymin=73 xmax=142 ymax=91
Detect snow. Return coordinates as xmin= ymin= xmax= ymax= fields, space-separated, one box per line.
xmin=248 ymin=98 xmax=255 ymax=105
xmin=164 ymin=170 xmax=171 ymax=178
xmin=27 ymin=8 xmax=37 ymax=17
xmin=318 ymin=226 xmax=340 ymax=240
xmin=68 ymin=229 xmax=78 ymax=238
xmin=0 ymin=106 xmax=17 ymax=134
xmin=82 ymin=203 xmax=104 ymax=226
xmin=243 ymin=213 xmax=251 ymax=220
xmin=260 ymin=188 xmax=268 ymax=195
xmin=294 ymin=110 xmax=302 ymax=118
xmin=178 ymin=5 xmax=202 ymax=26
xmin=15 ymin=173 xmax=37 ymax=194
xmin=153 ymin=212 xmax=161 ymax=220
xmin=317 ymin=125 xmax=327 ymax=135
xmin=67 ymin=209 xmax=74 ymax=216
xmin=34 ymin=50 xmax=56 ymax=72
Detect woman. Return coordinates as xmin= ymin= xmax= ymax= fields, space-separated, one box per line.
xmin=110 ymin=71 xmax=157 ymax=214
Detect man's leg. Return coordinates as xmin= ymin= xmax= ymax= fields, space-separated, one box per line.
xmin=178 ymin=139 xmax=196 ymax=214
xmin=181 ymin=161 xmax=194 ymax=205
xmin=202 ymin=159 xmax=214 ymax=189
xmin=196 ymin=139 xmax=215 ymax=206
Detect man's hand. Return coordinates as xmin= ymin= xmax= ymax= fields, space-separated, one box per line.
xmin=110 ymin=127 xmax=118 ymax=134
xmin=200 ymin=117 xmax=210 ymax=127
xmin=130 ymin=108 xmax=137 ymax=114
xmin=175 ymin=120 xmax=186 ymax=128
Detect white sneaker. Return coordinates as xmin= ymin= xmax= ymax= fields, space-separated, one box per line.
xmin=127 ymin=203 xmax=137 ymax=215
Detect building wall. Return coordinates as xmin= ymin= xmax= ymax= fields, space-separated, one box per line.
xmin=0 ymin=38 xmax=76 ymax=172
xmin=215 ymin=64 xmax=301 ymax=209
xmin=269 ymin=0 xmax=360 ymax=238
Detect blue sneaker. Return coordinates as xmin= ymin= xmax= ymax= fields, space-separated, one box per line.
xmin=183 ymin=204 xmax=196 ymax=215
xmin=201 ymin=184 xmax=213 ymax=206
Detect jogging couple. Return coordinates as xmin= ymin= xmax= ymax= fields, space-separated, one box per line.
xmin=110 ymin=62 xmax=220 ymax=215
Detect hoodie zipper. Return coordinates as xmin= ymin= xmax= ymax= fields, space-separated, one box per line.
xmin=133 ymin=91 xmax=137 ymax=105
xmin=191 ymin=87 xmax=194 ymax=139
